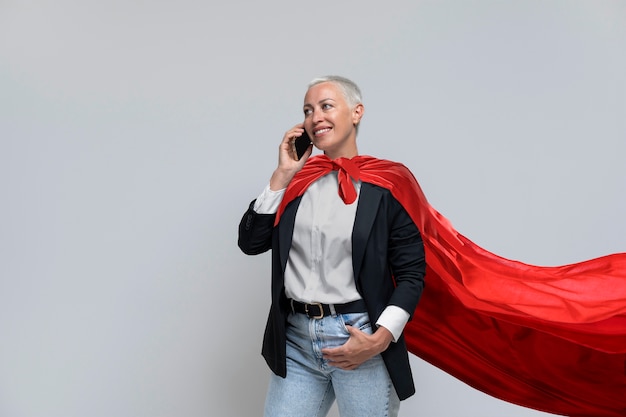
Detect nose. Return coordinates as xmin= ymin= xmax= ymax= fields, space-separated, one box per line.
xmin=312 ymin=108 xmax=324 ymax=124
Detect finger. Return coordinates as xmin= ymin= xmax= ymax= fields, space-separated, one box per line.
xmin=322 ymin=345 xmax=346 ymax=356
xmin=288 ymin=138 xmax=297 ymax=159
xmin=302 ymin=143 xmax=313 ymax=159
xmin=283 ymin=130 xmax=305 ymax=154
xmin=345 ymin=325 xmax=357 ymax=335
xmin=288 ymin=124 xmax=305 ymax=137
xmin=332 ymin=360 xmax=359 ymax=371
xmin=321 ymin=350 xmax=342 ymax=360
xmin=282 ymin=126 xmax=303 ymax=143
xmin=345 ymin=325 xmax=366 ymax=337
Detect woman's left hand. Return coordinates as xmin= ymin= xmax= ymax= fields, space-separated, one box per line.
xmin=321 ymin=326 xmax=393 ymax=370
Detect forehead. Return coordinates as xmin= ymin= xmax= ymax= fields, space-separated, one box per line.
xmin=303 ymin=82 xmax=346 ymax=105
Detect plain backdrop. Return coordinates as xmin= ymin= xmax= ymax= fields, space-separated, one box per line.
xmin=1 ymin=1 xmax=625 ymax=416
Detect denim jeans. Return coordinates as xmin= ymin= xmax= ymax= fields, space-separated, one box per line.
xmin=264 ymin=311 xmax=400 ymax=417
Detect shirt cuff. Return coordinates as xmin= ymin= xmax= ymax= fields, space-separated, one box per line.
xmin=252 ymin=184 xmax=286 ymax=214
xmin=376 ymin=305 xmax=410 ymax=343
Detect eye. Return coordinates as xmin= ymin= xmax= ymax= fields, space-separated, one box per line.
xmin=303 ymin=108 xmax=312 ymax=116
xmin=322 ymin=103 xmax=333 ymax=110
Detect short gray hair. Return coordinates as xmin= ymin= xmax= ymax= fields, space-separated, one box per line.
xmin=307 ymin=75 xmax=362 ymax=108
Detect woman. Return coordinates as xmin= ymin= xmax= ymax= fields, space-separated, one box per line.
xmin=238 ymin=75 xmax=426 ymax=417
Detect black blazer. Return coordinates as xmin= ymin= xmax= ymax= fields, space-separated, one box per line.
xmin=238 ymin=182 xmax=426 ymax=400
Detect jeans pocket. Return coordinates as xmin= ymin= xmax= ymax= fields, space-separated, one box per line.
xmin=339 ymin=312 xmax=372 ymax=335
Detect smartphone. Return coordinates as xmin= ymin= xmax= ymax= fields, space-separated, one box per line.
xmin=294 ymin=130 xmax=312 ymax=160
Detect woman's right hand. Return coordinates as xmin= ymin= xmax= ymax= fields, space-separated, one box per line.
xmin=269 ymin=124 xmax=312 ymax=191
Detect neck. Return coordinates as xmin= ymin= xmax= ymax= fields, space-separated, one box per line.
xmin=324 ymin=147 xmax=359 ymax=160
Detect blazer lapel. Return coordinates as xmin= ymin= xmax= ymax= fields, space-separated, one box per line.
xmin=352 ymin=183 xmax=383 ymax=281
xmin=278 ymin=196 xmax=301 ymax=271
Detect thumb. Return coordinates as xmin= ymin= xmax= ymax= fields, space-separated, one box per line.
xmin=345 ymin=325 xmax=361 ymax=337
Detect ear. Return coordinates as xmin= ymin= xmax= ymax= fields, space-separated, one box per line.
xmin=352 ymin=103 xmax=364 ymax=125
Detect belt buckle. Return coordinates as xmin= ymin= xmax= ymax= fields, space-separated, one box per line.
xmin=305 ymin=302 xmax=324 ymax=319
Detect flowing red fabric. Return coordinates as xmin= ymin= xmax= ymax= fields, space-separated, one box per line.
xmin=276 ymin=155 xmax=626 ymax=417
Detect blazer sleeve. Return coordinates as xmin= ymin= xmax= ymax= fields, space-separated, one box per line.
xmin=237 ymin=200 xmax=276 ymax=255
xmin=386 ymin=197 xmax=426 ymax=320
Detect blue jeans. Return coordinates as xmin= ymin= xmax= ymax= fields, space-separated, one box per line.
xmin=264 ymin=311 xmax=400 ymax=417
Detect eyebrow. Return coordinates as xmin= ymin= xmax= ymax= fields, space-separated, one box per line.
xmin=303 ymin=98 xmax=336 ymax=107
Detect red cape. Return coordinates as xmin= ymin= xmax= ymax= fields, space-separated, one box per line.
xmin=277 ymin=155 xmax=626 ymax=417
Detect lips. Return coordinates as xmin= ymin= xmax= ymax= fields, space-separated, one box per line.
xmin=313 ymin=127 xmax=331 ymax=137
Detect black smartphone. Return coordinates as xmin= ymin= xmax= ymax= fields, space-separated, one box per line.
xmin=294 ymin=130 xmax=312 ymax=160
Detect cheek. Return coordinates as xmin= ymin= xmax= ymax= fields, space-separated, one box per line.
xmin=303 ymin=119 xmax=313 ymax=132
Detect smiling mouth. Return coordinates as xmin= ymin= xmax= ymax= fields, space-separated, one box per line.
xmin=314 ymin=127 xmax=331 ymax=136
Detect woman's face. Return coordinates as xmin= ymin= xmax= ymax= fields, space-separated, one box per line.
xmin=303 ymin=82 xmax=363 ymax=159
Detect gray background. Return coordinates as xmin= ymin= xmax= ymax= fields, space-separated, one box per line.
xmin=1 ymin=1 xmax=625 ymax=416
